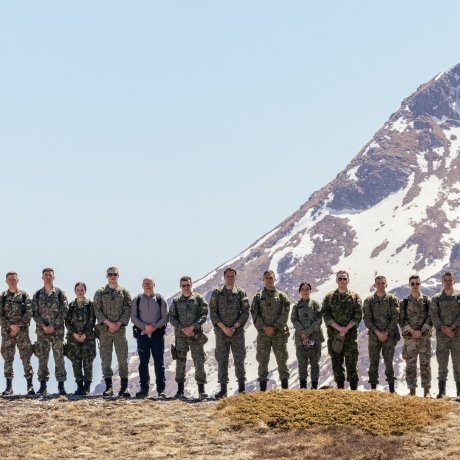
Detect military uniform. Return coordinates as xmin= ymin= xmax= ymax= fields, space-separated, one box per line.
xmin=0 ymin=290 xmax=34 ymax=381
xmin=430 ymin=290 xmax=460 ymax=394
xmin=209 ymin=286 xmax=250 ymax=387
xmin=322 ymin=290 xmax=362 ymax=387
xmin=169 ymin=293 xmax=208 ymax=385
xmin=291 ymin=298 xmax=324 ymax=388
xmin=32 ymin=287 xmax=68 ymax=383
xmin=399 ymin=294 xmax=432 ymax=391
xmin=250 ymin=287 xmax=290 ymax=385
xmin=93 ymin=285 xmax=131 ymax=379
xmin=65 ymin=298 xmax=96 ymax=387
xmin=363 ymin=293 xmax=400 ymax=388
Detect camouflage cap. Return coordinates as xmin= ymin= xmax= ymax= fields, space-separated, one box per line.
xmin=331 ymin=335 xmax=345 ymax=354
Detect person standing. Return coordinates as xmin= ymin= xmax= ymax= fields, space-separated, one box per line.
xmin=65 ymin=282 xmax=97 ymax=396
xmin=322 ymin=270 xmax=362 ymax=390
xmin=363 ymin=275 xmax=400 ymax=393
xmin=32 ymin=268 xmax=68 ymax=396
xmin=169 ymin=276 xmax=208 ymax=399
xmin=0 ymin=272 xmax=34 ymax=395
xmin=93 ymin=267 xmax=132 ymax=397
xmin=399 ymin=275 xmax=432 ymax=397
xmin=250 ymin=270 xmax=290 ymax=391
xmin=291 ymin=282 xmax=324 ymax=390
xmin=209 ymin=267 xmax=250 ymax=398
xmin=430 ymin=271 xmax=460 ymax=398
xmin=131 ymin=276 xmax=168 ymax=398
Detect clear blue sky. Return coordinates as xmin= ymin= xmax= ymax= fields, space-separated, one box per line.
xmin=0 ymin=0 xmax=458 ymax=298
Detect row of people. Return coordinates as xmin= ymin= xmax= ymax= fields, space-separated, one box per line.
xmin=0 ymin=267 xmax=458 ymax=399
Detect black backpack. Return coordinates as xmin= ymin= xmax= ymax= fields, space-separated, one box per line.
xmin=132 ymin=293 xmax=167 ymax=339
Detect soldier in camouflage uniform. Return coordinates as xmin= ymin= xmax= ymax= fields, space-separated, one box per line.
xmin=399 ymin=275 xmax=432 ymax=397
xmin=169 ymin=276 xmax=209 ymax=399
xmin=32 ymin=268 xmax=69 ymax=396
xmin=209 ymin=267 xmax=250 ymax=398
xmin=363 ymin=275 xmax=400 ymax=393
xmin=322 ymin=270 xmax=362 ymax=390
xmin=65 ymin=282 xmax=96 ymax=396
xmin=0 ymin=272 xmax=34 ymax=395
xmin=93 ymin=267 xmax=132 ymax=397
xmin=430 ymin=271 xmax=460 ymax=398
xmin=250 ymin=270 xmax=290 ymax=391
xmin=291 ymin=282 xmax=324 ymax=389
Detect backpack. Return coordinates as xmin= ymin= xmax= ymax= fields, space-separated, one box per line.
xmin=132 ymin=293 xmax=167 ymax=339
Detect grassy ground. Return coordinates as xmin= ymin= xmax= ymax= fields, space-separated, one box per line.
xmin=0 ymin=390 xmax=458 ymax=459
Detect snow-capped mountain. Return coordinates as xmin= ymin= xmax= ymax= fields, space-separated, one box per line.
xmin=126 ymin=63 xmax=460 ymax=398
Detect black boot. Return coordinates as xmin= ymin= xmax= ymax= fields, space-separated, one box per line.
xmin=388 ymin=381 xmax=395 ymax=393
xmin=26 ymin=377 xmax=35 ymax=395
xmin=371 ymin=384 xmax=377 ymax=390
xmin=74 ymin=380 xmax=84 ymax=396
xmin=259 ymin=380 xmax=267 ymax=392
xmin=215 ymin=384 xmax=227 ymax=399
xmin=350 ymin=381 xmax=358 ymax=391
xmin=58 ymin=381 xmax=67 ymax=396
xmin=424 ymin=387 xmax=431 ymax=398
xmin=198 ymin=383 xmax=208 ymax=400
xmin=299 ymin=379 xmax=307 ymax=389
xmin=118 ymin=378 xmax=130 ymax=397
xmin=456 ymin=381 xmax=460 ymax=397
xmin=436 ymin=381 xmax=446 ymax=399
xmin=37 ymin=380 xmax=47 ymax=396
xmin=337 ymin=381 xmax=344 ymax=389
xmin=311 ymin=380 xmax=318 ymax=390
xmin=103 ymin=378 xmax=113 ymax=397
xmin=2 ymin=378 xmax=13 ymax=396
xmin=238 ymin=380 xmax=246 ymax=394
xmin=82 ymin=380 xmax=91 ymax=396
xmin=175 ymin=382 xmax=185 ymax=398
xmin=281 ymin=379 xmax=289 ymax=389
xmin=136 ymin=386 xmax=149 ymax=399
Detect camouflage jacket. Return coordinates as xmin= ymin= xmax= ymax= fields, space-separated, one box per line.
xmin=93 ymin=285 xmax=131 ymax=326
xmin=209 ymin=286 xmax=250 ymax=329
xmin=399 ymin=294 xmax=432 ymax=334
xmin=322 ymin=290 xmax=362 ymax=338
xmin=169 ymin=293 xmax=208 ymax=335
xmin=32 ymin=287 xmax=68 ymax=330
xmin=290 ymin=298 xmax=324 ymax=342
xmin=0 ymin=289 xmax=32 ymax=329
xmin=65 ymin=298 xmax=96 ymax=339
xmin=250 ymin=288 xmax=290 ymax=332
xmin=363 ymin=293 xmax=400 ymax=337
xmin=430 ymin=290 xmax=460 ymax=331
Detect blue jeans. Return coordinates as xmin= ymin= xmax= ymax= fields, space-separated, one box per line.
xmin=137 ymin=329 xmax=165 ymax=392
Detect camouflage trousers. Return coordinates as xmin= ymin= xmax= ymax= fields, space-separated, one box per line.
xmin=1 ymin=327 xmax=33 ymax=379
xmin=402 ymin=335 xmax=431 ymax=389
xmin=435 ymin=332 xmax=460 ymax=382
xmin=65 ymin=335 xmax=96 ymax=382
xmin=97 ymin=324 xmax=128 ymax=379
xmin=35 ymin=328 xmax=67 ymax=382
xmin=175 ymin=335 xmax=206 ymax=384
xmin=256 ymin=331 xmax=289 ymax=381
xmin=368 ymin=333 xmax=396 ymax=385
xmin=295 ymin=337 xmax=321 ymax=382
xmin=215 ymin=328 xmax=246 ymax=384
xmin=327 ymin=333 xmax=359 ymax=384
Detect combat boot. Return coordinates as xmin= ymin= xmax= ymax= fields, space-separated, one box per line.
xmin=136 ymin=387 xmax=149 ymax=399
xmin=423 ymin=387 xmax=431 ymax=398
xmin=198 ymin=383 xmax=208 ymax=400
xmin=259 ymin=380 xmax=267 ymax=392
xmin=102 ymin=378 xmax=113 ymax=397
xmin=436 ymin=380 xmax=446 ymax=399
xmin=388 ymin=381 xmax=395 ymax=393
xmin=370 ymin=384 xmax=377 ymax=390
xmin=215 ymin=384 xmax=227 ymax=399
xmin=82 ymin=380 xmax=91 ymax=396
xmin=337 ymin=381 xmax=344 ymax=389
xmin=37 ymin=380 xmax=47 ymax=396
xmin=311 ymin=380 xmax=318 ymax=390
xmin=456 ymin=381 xmax=460 ymax=397
xmin=26 ymin=377 xmax=35 ymax=395
xmin=299 ymin=379 xmax=307 ymax=389
xmin=408 ymin=387 xmax=416 ymax=396
xmin=175 ymin=382 xmax=185 ymax=398
xmin=2 ymin=378 xmax=13 ymax=396
xmin=281 ymin=379 xmax=289 ymax=389
xmin=74 ymin=380 xmax=84 ymax=396
xmin=350 ymin=381 xmax=358 ymax=391
xmin=118 ymin=378 xmax=130 ymax=398
xmin=238 ymin=380 xmax=246 ymax=394
xmin=58 ymin=381 xmax=67 ymax=396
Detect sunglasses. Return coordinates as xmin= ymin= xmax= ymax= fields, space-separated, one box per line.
xmin=337 ymin=277 xmax=348 ymax=281
xmin=107 ymin=273 xmax=119 ymax=277
xmin=410 ymin=282 xmax=420 ymax=286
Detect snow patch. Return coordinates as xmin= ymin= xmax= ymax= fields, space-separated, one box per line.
xmin=346 ymin=165 xmax=360 ymax=182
